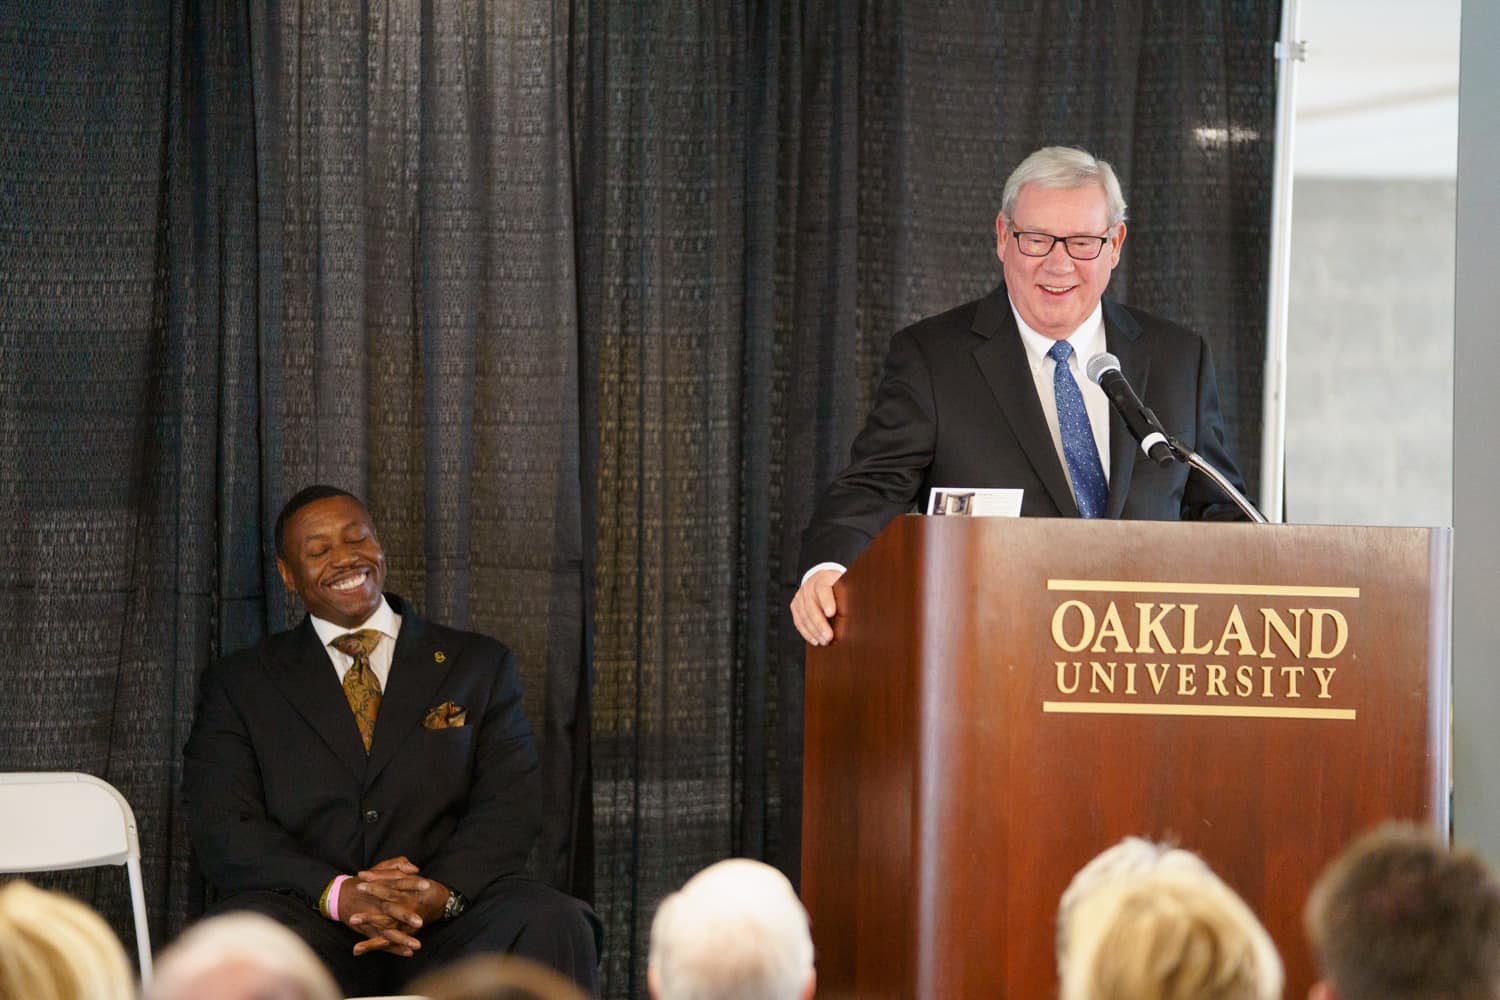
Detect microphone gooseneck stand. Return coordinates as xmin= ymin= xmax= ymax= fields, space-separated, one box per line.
xmin=1167 ymin=435 xmax=1268 ymax=524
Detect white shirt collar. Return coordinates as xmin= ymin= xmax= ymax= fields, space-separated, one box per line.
xmin=309 ymin=595 xmax=400 ymax=649
xmin=1009 ymin=300 xmax=1106 ymax=374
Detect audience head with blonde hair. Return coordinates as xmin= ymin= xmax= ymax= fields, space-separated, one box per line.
xmin=0 ymin=879 xmax=135 ymax=1000
xmin=1059 ymin=862 xmax=1283 ymax=1000
xmin=648 ymin=858 xmax=815 ymax=1000
xmin=1057 ymin=836 xmax=1214 ymax=972
xmin=1305 ymin=822 xmax=1500 ymax=1000
xmin=147 ymin=911 xmax=340 ymax=1000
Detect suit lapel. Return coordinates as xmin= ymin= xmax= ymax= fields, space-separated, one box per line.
xmin=364 ymin=607 xmax=454 ymax=786
xmin=264 ymin=620 xmax=369 ymax=781
xmin=1103 ymin=298 xmax=1149 ymax=519
xmin=970 ymin=286 xmax=1080 ymax=516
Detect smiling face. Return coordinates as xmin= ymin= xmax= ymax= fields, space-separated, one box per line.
xmin=996 ymin=182 xmax=1125 ymax=340
xmin=275 ymin=495 xmax=387 ymax=628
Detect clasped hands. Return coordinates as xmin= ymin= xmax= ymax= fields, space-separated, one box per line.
xmin=341 ymin=855 xmax=451 ymax=958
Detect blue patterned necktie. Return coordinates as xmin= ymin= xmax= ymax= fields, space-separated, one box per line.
xmin=1047 ymin=340 xmax=1108 ymax=518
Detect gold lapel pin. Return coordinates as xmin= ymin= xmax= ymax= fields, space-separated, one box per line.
xmin=434 ymin=651 xmax=446 ymax=663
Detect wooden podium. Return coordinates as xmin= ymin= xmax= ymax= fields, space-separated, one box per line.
xmin=802 ymin=516 xmax=1450 ymax=999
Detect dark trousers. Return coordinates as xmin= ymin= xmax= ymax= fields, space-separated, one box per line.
xmin=210 ymin=878 xmax=601 ymax=996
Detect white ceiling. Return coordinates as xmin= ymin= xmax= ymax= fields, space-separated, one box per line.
xmin=1290 ymin=0 xmax=1461 ymax=178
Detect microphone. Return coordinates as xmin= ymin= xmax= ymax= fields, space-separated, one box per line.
xmin=1085 ymin=353 xmax=1175 ymax=468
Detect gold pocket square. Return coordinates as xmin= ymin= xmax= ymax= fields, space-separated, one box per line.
xmin=423 ymin=701 xmax=467 ymax=729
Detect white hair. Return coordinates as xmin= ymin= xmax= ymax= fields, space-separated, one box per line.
xmin=648 ymin=859 xmax=814 ymax=1000
xmin=1060 ymin=867 xmax=1284 ymax=1000
xmin=1001 ymin=146 xmax=1128 ymax=226
xmin=147 ymin=912 xmax=340 ymax=1000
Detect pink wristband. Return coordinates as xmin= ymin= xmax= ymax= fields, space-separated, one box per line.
xmin=327 ymin=874 xmax=351 ymax=921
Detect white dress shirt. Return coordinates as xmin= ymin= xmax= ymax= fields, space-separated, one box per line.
xmin=1009 ymin=300 xmax=1112 ymax=498
xmin=309 ymin=596 xmax=403 ymax=691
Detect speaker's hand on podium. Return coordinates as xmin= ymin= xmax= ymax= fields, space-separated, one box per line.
xmin=792 ymin=568 xmax=844 ymax=645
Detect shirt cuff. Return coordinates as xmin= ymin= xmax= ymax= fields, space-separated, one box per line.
xmin=801 ymin=562 xmax=847 ymax=586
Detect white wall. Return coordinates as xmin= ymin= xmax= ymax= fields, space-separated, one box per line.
xmin=1282 ymin=0 xmax=1459 ymax=528
xmin=1453 ymin=0 xmax=1500 ymax=862
xmin=1284 ymin=178 xmax=1453 ymax=526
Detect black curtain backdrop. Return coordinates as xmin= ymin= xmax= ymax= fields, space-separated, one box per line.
xmin=0 ymin=2 xmax=1277 ymax=997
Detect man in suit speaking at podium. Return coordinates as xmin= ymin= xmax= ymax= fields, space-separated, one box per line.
xmin=183 ymin=485 xmax=599 ymax=995
xmin=791 ymin=145 xmax=1249 ymax=646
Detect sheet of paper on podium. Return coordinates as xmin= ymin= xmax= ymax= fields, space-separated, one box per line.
xmin=925 ymin=487 xmax=1023 ymax=517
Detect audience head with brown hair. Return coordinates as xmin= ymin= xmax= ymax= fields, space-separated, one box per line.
xmin=1305 ymin=822 xmax=1500 ymax=1000
xmin=648 ymin=858 xmax=815 ymax=1000
xmin=411 ymin=953 xmax=591 ymax=1000
xmin=1058 ymin=849 xmax=1282 ymax=1000
xmin=0 ymin=879 xmax=135 ymax=1000
xmin=146 ymin=912 xmax=340 ymax=1000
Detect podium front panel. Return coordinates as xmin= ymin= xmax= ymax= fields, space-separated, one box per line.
xmin=803 ymin=517 xmax=1449 ymax=999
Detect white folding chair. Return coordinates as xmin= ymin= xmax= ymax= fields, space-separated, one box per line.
xmin=0 ymin=771 xmax=154 ymax=983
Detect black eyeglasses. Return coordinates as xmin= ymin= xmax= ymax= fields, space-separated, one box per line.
xmin=1009 ymin=230 xmax=1113 ymax=260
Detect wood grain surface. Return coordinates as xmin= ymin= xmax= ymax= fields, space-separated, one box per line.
xmin=802 ymin=516 xmax=1450 ymax=999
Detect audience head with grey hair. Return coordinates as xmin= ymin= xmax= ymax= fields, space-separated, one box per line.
xmin=147 ymin=912 xmax=340 ymax=1000
xmin=1059 ymin=852 xmax=1282 ymax=1000
xmin=0 ymin=880 xmax=135 ymax=1000
xmin=1305 ymin=822 xmax=1500 ymax=1000
xmin=1056 ymin=836 xmax=1214 ymax=973
xmin=648 ymin=859 xmax=815 ymax=1000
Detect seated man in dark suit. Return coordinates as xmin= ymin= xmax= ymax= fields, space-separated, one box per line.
xmin=183 ymin=485 xmax=599 ymax=996
xmin=791 ymin=145 xmax=1249 ymax=645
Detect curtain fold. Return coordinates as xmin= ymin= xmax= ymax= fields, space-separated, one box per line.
xmin=576 ymin=4 xmax=750 ymax=990
xmin=0 ymin=2 xmax=1277 ymax=997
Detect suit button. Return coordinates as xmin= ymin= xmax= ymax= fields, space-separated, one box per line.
xmin=363 ymin=809 xmax=379 ymax=824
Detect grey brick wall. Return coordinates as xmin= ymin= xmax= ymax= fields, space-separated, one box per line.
xmin=1284 ymin=177 xmax=1455 ymax=526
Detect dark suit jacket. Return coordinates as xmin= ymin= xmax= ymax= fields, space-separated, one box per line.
xmin=183 ymin=594 xmax=540 ymax=908
xmin=800 ymin=283 xmax=1249 ymax=571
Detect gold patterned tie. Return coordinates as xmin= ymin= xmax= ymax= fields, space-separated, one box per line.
xmin=332 ymin=629 xmax=383 ymax=752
